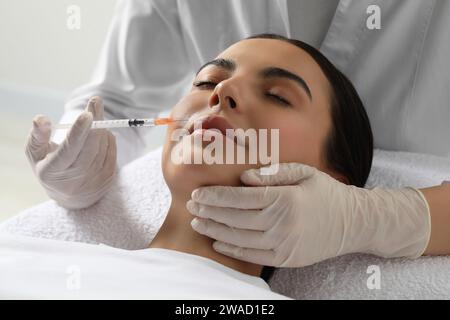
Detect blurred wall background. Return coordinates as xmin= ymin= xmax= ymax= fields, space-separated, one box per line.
xmin=0 ymin=0 xmax=117 ymax=221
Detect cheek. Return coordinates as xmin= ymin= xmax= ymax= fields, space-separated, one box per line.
xmin=276 ymin=119 xmax=326 ymax=167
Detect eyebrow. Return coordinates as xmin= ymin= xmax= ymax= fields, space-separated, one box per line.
xmin=195 ymin=58 xmax=312 ymax=101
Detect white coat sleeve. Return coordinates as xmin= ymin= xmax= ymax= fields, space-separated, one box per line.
xmin=55 ymin=0 xmax=194 ymax=167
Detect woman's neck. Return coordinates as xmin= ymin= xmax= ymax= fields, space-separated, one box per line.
xmin=149 ymin=193 xmax=262 ymax=277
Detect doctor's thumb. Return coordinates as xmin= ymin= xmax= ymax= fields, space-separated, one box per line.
xmin=240 ymin=163 xmax=316 ymax=186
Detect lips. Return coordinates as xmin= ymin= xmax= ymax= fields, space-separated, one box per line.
xmin=188 ymin=115 xmax=233 ymax=136
xmin=185 ymin=114 xmax=248 ymax=147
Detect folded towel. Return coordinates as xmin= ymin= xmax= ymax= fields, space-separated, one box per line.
xmin=365 ymin=149 xmax=450 ymax=189
xmin=1 ymin=148 xmax=450 ymax=299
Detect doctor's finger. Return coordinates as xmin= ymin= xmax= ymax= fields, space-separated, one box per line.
xmin=191 ymin=185 xmax=278 ymax=209
xmin=241 ymin=162 xmax=316 ymax=186
xmin=46 ymin=112 xmax=93 ymax=170
xmin=213 ymin=241 xmax=276 ymax=266
xmin=68 ymin=130 xmax=107 ymax=172
xmin=93 ymin=133 xmax=117 ymax=182
xmin=187 ymin=201 xmax=273 ymax=231
xmin=86 ymin=96 xmax=104 ymax=120
xmin=191 ymin=218 xmax=271 ymax=250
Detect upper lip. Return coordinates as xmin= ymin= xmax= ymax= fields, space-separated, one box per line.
xmin=187 ymin=115 xmax=234 ymax=135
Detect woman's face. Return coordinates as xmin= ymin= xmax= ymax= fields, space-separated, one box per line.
xmin=162 ymin=38 xmax=334 ymax=195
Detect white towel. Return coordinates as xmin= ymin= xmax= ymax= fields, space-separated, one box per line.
xmin=0 ymin=148 xmax=170 ymax=250
xmin=1 ymin=148 xmax=450 ymax=299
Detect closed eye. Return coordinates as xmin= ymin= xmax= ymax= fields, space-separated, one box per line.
xmin=265 ymin=93 xmax=291 ymax=106
xmin=193 ymin=81 xmax=217 ymax=89
xmin=193 ymin=81 xmax=291 ymax=106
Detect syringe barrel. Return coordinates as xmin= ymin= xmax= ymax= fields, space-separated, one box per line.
xmin=53 ymin=118 xmax=168 ymax=130
xmin=91 ymin=119 xmax=155 ymax=129
xmin=91 ymin=119 xmax=129 ymax=129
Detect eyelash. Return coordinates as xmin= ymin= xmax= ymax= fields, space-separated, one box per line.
xmin=193 ymin=81 xmax=291 ymax=107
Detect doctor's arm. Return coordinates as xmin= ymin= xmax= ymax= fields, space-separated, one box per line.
xmin=188 ymin=163 xmax=449 ymax=267
xmin=422 ymin=183 xmax=450 ymax=255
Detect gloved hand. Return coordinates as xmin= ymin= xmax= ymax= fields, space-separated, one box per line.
xmin=25 ymin=96 xmax=117 ymax=209
xmin=187 ymin=163 xmax=431 ymax=267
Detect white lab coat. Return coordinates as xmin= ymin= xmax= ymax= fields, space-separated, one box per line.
xmin=321 ymin=0 xmax=450 ymax=157
xmin=58 ymin=0 xmax=450 ymax=168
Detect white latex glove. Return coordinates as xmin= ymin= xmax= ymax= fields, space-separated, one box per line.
xmin=187 ymin=163 xmax=431 ymax=267
xmin=25 ymin=97 xmax=117 ymax=209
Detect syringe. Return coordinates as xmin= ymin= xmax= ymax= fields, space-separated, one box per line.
xmin=53 ymin=117 xmax=187 ymax=130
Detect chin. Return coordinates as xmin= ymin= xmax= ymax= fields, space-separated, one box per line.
xmin=162 ymin=137 xmax=255 ymax=197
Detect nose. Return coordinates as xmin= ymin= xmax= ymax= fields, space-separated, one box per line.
xmin=208 ymin=80 xmax=238 ymax=110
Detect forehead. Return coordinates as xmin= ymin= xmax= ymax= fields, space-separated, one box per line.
xmin=215 ymin=38 xmax=330 ymax=101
